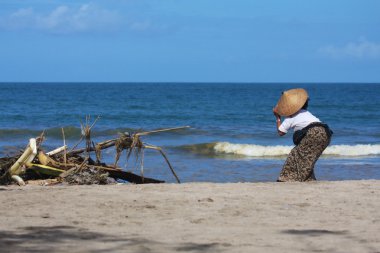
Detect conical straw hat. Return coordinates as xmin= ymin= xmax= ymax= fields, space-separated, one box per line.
xmin=275 ymin=88 xmax=308 ymax=116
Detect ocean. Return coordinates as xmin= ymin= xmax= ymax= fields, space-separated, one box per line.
xmin=1 ymin=83 xmax=379 ymax=183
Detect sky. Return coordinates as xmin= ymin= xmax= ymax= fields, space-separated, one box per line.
xmin=0 ymin=0 xmax=379 ymax=82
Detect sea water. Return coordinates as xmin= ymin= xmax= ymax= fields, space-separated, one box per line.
xmin=0 ymin=83 xmax=379 ymax=182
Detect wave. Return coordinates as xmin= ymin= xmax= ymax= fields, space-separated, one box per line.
xmin=0 ymin=129 xmax=44 ymax=138
xmin=180 ymin=142 xmax=380 ymax=158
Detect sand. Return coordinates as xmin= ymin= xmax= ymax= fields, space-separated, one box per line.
xmin=0 ymin=180 xmax=379 ymax=253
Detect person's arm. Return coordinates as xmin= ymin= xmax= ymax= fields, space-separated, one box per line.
xmin=273 ymin=108 xmax=286 ymax=136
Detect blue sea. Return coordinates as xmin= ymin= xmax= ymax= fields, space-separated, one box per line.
xmin=1 ymin=83 xmax=379 ymax=183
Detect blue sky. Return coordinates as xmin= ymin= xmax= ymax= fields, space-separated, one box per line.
xmin=0 ymin=0 xmax=379 ymax=82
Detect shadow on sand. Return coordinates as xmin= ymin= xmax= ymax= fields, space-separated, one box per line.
xmin=0 ymin=225 xmax=229 ymax=253
xmin=282 ymin=229 xmax=348 ymax=236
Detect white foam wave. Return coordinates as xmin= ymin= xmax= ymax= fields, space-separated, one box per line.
xmin=324 ymin=144 xmax=380 ymax=156
xmin=214 ymin=142 xmax=380 ymax=157
xmin=214 ymin=142 xmax=292 ymax=157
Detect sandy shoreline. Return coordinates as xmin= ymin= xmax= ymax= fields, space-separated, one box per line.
xmin=1 ymin=180 xmax=379 ymax=253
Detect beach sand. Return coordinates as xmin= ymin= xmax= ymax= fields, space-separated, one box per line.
xmin=0 ymin=180 xmax=379 ymax=253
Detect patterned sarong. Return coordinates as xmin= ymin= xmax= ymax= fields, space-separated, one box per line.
xmin=278 ymin=126 xmax=331 ymax=182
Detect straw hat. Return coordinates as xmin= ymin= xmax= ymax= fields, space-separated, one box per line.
xmin=274 ymin=88 xmax=308 ymax=116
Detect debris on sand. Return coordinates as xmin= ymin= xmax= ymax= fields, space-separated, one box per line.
xmin=0 ymin=117 xmax=189 ymax=186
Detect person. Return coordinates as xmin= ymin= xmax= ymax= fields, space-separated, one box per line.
xmin=273 ymin=88 xmax=332 ymax=182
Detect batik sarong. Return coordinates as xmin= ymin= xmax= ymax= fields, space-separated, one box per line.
xmin=278 ymin=126 xmax=331 ymax=182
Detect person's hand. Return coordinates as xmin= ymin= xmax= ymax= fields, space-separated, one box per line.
xmin=273 ymin=107 xmax=280 ymax=119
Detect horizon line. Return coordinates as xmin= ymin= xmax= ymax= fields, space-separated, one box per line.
xmin=1 ymin=81 xmax=379 ymax=84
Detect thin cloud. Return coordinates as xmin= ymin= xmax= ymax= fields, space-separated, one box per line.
xmin=0 ymin=3 xmax=122 ymax=34
xmin=319 ymin=38 xmax=380 ymax=59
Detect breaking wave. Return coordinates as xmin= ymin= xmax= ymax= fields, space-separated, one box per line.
xmin=180 ymin=142 xmax=380 ymax=158
xmin=214 ymin=142 xmax=291 ymax=157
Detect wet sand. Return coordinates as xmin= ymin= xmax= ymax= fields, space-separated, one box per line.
xmin=0 ymin=180 xmax=379 ymax=253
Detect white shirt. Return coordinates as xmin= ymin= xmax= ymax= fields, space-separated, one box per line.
xmin=279 ymin=110 xmax=321 ymax=133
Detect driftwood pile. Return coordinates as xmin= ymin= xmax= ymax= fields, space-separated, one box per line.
xmin=0 ymin=119 xmax=187 ymax=186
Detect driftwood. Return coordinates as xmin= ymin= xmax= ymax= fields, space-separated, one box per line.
xmin=11 ymin=175 xmax=25 ymax=186
xmin=97 ymin=166 xmax=164 ymax=184
xmin=65 ymin=126 xmax=189 ymax=183
xmin=9 ymin=138 xmax=37 ymax=176
xmin=47 ymin=145 xmax=67 ymax=156
xmin=68 ymin=139 xmax=119 ymax=156
xmin=0 ymin=121 xmax=189 ymax=185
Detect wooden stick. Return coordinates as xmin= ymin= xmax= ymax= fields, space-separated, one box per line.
xmin=9 ymin=138 xmax=38 ymax=175
xmin=76 ymin=157 xmax=89 ymax=173
xmin=137 ymin=126 xmax=190 ymax=136
xmin=67 ymin=139 xmax=117 ymax=156
xmin=61 ymin=128 xmax=67 ymax=168
xmin=68 ymin=126 xmax=190 ymax=156
xmin=97 ymin=165 xmax=164 ymax=184
xmin=68 ymin=135 xmax=83 ymax=153
xmin=90 ymin=115 xmax=101 ymax=129
xmin=47 ymin=145 xmax=67 ymax=156
xmin=11 ymin=175 xmax=25 ymax=186
xmin=144 ymin=144 xmax=180 ymax=183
